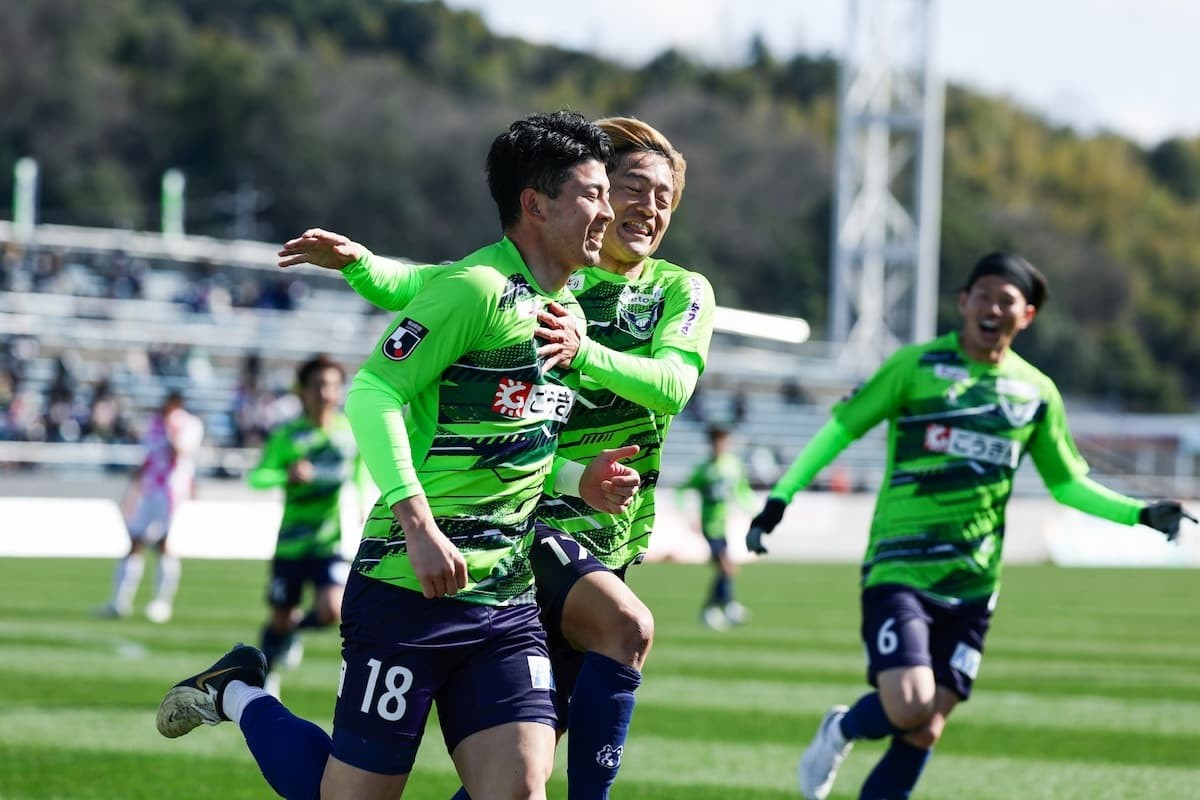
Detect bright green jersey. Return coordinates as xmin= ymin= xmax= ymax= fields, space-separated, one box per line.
xmin=679 ymin=452 xmax=754 ymax=539
xmin=343 ymin=253 xmax=716 ymax=571
xmin=538 ymin=260 xmax=715 ymax=568
xmin=349 ymin=238 xmax=583 ymax=605
xmin=247 ymin=414 xmax=360 ymax=559
xmin=835 ymin=331 xmax=1089 ymax=602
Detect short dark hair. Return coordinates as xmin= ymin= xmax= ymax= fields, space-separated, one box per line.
xmin=962 ymin=251 xmax=1048 ymax=308
xmin=297 ymin=353 xmax=344 ymax=388
xmin=486 ymin=110 xmax=614 ymax=230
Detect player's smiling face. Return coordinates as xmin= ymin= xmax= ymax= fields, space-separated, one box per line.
xmin=958 ymin=274 xmax=1037 ymax=363
xmin=539 ymin=159 xmax=613 ymax=271
xmin=601 ymin=150 xmax=674 ymax=272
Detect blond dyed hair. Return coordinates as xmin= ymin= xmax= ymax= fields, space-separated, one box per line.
xmin=595 ymin=116 xmax=687 ymax=210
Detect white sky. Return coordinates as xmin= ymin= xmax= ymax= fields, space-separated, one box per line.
xmin=443 ymin=0 xmax=1200 ymax=146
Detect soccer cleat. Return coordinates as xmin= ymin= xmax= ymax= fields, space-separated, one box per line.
xmin=701 ymin=605 xmax=730 ymax=631
xmin=282 ymin=636 xmax=305 ymax=670
xmin=145 ymin=600 xmax=173 ymax=624
xmin=723 ymin=601 xmax=749 ymax=626
xmin=94 ymin=602 xmax=131 ymax=619
xmin=798 ymin=705 xmax=853 ymax=800
xmin=156 ymin=644 xmax=267 ymax=738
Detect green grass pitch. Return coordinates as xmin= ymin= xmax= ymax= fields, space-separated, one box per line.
xmin=1 ymin=558 xmax=1198 ymax=799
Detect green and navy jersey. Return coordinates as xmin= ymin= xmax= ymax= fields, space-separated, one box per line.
xmin=837 ymin=331 xmax=1088 ymax=602
xmin=679 ymin=453 xmax=754 ymax=539
xmin=351 ymin=238 xmax=583 ymax=605
xmin=247 ymin=414 xmax=361 ymax=559
xmin=536 ymin=259 xmax=715 ymax=568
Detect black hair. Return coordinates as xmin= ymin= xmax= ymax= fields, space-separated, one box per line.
xmin=486 ymin=110 xmax=614 ymax=230
xmin=297 ymin=353 xmax=344 ymax=388
xmin=962 ymin=251 xmax=1048 ymax=308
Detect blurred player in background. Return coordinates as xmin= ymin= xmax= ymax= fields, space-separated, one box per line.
xmin=276 ymin=115 xmax=716 ymax=800
xmin=156 ymin=110 xmax=642 ymax=800
xmin=745 ymin=252 xmax=1197 ymax=800
xmin=101 ymin=389 xmax=203 ymax=623
xmin=677 ymin=423 xmax=755 ymax=631
xmin=246 ymin=354 xmax=368 ymax=697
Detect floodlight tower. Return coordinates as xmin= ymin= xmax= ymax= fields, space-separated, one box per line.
xmin=829 ymin=0 xmax=944 ymax=369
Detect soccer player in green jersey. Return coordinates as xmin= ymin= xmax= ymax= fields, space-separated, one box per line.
xmin=745 ymin=252 xmax=1196 ymax=800
xmin=277 ymin=116 xmax=716 ymax=800
xmin=246 ymin=354 xmax=366 ymax=697
xmin=677 ymin=423 xmax=756 ymax=630
xmin=156 ymin=110 xmax=643 ymax=800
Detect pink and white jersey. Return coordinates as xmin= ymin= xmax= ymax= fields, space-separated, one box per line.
xmin=139 ymin=407 xmax=205 ymax=506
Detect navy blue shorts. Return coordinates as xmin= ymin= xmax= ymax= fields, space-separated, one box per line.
xmin=860 ymin=583 xmax=993 ymax=700
xmin=330 ymin=571 xmax=556 ymax=775
xmin=266 ymin=555 xmax=348 ymax=608
xmin=529 ymin=524 xmax=613 ymax=723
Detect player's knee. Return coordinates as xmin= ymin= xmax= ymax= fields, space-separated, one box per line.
xmin=903 ymin=713 xmax=947 ymax=749
xmin=884 ymin=695 xmax=936 ymax=732
xmin=603 ymin=602 xmax=654 ymax=669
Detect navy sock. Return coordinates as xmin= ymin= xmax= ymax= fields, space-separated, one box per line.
xmin=239 ymin=695 xmax=330 ymax=800
xmin=859 ymin=737 xmax=932 ymax=799
xmin=566 ymin=652 xmax=642 ymax=800
xmin=710 ymin=574 xmax=731 ymax=606
xmin=448 ymin=788 xmax=472 ymax=800
xmin=839 ymin=692 xmax=901 ymax=741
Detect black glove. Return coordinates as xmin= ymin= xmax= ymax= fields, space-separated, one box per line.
xmin=746 ymin=498 xmax=788 ymax=554
xmin=1138 ymin=500 xmax=1197 ymax=542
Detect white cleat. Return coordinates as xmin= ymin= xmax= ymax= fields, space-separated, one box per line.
xmin=282 ymin=637 xmax=305 ymax=670
xmin=701 ymin=605 xmax=730 ymax=631
xmin=723 ymin=601 xmax=749 ymax=626
xmin=798 ymin=705 xmax=853 ymax=800
xmin=145 ymin=600 xmax=173 ymax=624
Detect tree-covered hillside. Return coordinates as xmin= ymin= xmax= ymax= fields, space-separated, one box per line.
xmin=3 ymin=0 xmax=1200 ymax=410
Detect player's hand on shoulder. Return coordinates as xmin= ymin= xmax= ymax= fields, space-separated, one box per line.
xmin=1139 ymin=500 xmax=1198 ymax=542
xmin=746 ymin=498 xmax=788 ymax=554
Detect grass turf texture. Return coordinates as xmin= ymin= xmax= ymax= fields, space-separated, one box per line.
xmin=1 ymin=558 xmax=1198 ymax=799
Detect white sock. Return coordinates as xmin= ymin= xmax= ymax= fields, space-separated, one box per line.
xmin=222 ymin=679 xmax=272 ymax=725
xmin=153 ymin=555 xmax=181 ymax=606
xmin=111 ymin=553 xmax=144 ymax=610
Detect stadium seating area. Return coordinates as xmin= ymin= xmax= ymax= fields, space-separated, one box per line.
xmin=2 ymin=222 xmax=1197 ymax=497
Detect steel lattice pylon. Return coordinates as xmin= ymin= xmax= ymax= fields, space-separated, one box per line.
xmin=829 ymin=0 xmax=944 ymax=370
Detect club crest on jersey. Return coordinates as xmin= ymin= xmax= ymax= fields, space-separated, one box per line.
xmin=492 ymin=378 xmax=575 ymax=422
xmin=498 ymin=275 xmax=540 ymax=318
xmin=566 ymin=273 xmax=585 ymax=291
xmin=382 ymin=318 xmax=429 ymax=361
xmin=616 ymin=284 xmax=664 ymax=340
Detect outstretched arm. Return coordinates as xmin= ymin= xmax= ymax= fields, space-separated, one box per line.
xmin=746 ymin=417 xmax=856 ymax=554
xmin=1048 ymin=475 xmax=1196 ymax=541
xmin=278 ymin=228 xmax=430 ymax=312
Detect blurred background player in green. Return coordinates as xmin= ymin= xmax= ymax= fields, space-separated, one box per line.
xmin=677 ymin=423 xmax=755 ymax=630
xmin=745 ymin=251 xmax=1196 ymax=800
xmin=246 ymin=353 xmax=368 ymax=697
xmin=276 ymin=116 xmax=716 ymax=800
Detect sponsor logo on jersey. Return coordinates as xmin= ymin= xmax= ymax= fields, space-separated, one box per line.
xmin=382 ymin=318 xmax=429 ymax=361
xmin=492 ymin=378 xmax=575 ymax=422
xmin=527 ymin=655 xmax=554 ymax=689
xmin=679 ymin=277 xmax=704 ymax=336
xmin=924 ymin=423 xmax=1019 ymax=468
xmin=616 ymin=284 xmax=664 ymax=340
xmin=934 ymin=364 xmax=970 ymax=382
